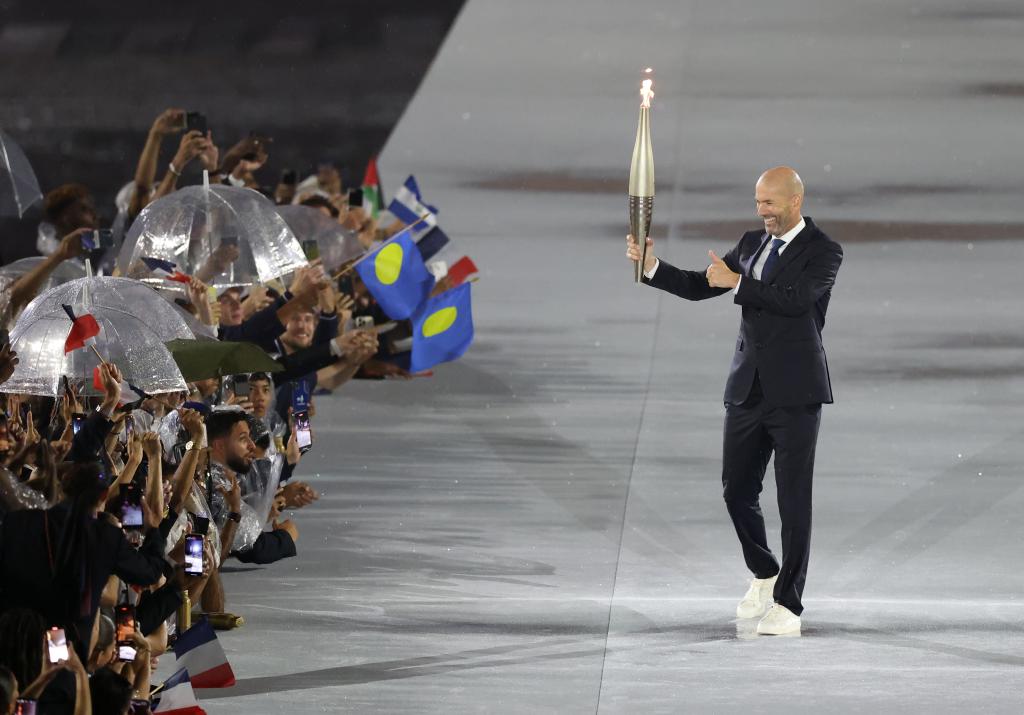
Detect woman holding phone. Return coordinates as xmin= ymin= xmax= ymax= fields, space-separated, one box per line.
xmin=0 ymin=609 xmax=91 ymax=715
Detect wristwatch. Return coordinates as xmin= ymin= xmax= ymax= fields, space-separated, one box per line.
xmin=227 ymin=511 xmax=242 ymax=523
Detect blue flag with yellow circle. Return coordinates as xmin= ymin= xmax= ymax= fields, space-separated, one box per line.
xmin=354 ymin=229 xmax=435 ymax=320
xmin=410 ymin=283 xmax=474 ymax=373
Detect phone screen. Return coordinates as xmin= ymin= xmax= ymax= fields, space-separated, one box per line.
xmin=184 ymin=534 xmax=204 ymax=576
xmin=233 ymin=376 xmax=250 ymax=397
xmin=115 ymin=605 xmax=137 ymax=661
xmin=294 ymin=410 xmax=312 ymax=453
xmin=47 ymin=627 xmax=69 ymax=664
xmin=348 ymin=188 xmax=363 ymax=208
xmin=14 ymin=700 xmax=38 ymax=715
xmin=71 ymin=413 xmax=86 ymax=435
xmin=120 ymin=483 xmax=143 ymax=528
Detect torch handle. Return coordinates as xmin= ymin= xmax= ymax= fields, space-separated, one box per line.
xmin=629 ymin=195 xmax=654 ymax=283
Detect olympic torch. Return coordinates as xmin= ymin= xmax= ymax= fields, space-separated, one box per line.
xmin=629 ymin=72 xmax=655 ymax=283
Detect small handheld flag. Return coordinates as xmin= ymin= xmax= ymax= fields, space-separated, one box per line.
xmin=142 ymin=256 xmax=192 ymax=284
xmin=61 ymin=305 xmax=101 ymax=354
xmin=410 ymin=283 xmax=474 ymax=373
xmin=354 ymin=229 xmax=434 ymax=320
xmin=152 ymin=667 xmax=207 ymax=714
xmin=412 ymin=225 xmax=450 ymax=262
xmin=387 ymin=175 xmax=438 ymax=227
xmin=446 ymin=256 xmax=479 ymax=287
xmin=171 ymin=617 xmax=236 ymax=688
xmin=362 ymin=156 xmax=384 ymax=219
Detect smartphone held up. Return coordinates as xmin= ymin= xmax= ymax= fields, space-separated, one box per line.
xmin=47 ymin=627 xmax=69 ymax=664
xmin=115 ymin=604 xmax=137 ymax=662
xmin=184 ymin=533 xmax=204 ymax=576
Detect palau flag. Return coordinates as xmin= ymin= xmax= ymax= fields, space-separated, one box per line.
xmin=410 ymin=283 xmax=474 ymax=373
xmin=354 ymin=229 xmax=434 ymax=320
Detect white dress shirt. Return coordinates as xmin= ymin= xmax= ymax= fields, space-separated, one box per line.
xmin=643 ymin=217 xmax=806 ymax=296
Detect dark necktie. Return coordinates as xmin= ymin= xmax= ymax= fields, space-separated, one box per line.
xmin=760 ymin=238 xmax=785 ymax=282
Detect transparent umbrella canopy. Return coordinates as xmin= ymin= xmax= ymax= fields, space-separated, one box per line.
xmin=0 ymin=128 xmax=43 ymax=218
xmin=5 ymin=276 xmax=198 ymax=396
xmin=117 ymin=183 xmax=308 ymax=288
xmin=152 ymin=286 xmax=219 ymax=341
xmin=0 ymin=257 xmax=86 ymax=298
xmin=276 ymin=204 xmax=362 ymax=271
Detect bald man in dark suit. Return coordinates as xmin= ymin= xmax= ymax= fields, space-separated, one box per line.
xmin=627 ymin=167 xmax=843 ymax=635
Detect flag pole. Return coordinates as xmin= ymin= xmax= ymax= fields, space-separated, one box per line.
xmin=331 ymin=213 xmax=433 ymax=280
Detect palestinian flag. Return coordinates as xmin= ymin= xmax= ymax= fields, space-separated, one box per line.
xmin=362 ymin=156 xmax=384 ymax=219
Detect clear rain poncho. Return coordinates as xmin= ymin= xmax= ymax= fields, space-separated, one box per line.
xmin=0 ymin=466 xmax=50 ymax=511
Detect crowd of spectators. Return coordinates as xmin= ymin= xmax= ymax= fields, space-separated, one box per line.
xmin=0 ymin=107 xmax=427 ymax=714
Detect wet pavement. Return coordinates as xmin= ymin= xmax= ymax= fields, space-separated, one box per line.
xmin=194 ymin=1 xmax=1024 ymax=712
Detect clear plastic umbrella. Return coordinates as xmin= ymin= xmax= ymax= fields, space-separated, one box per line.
xmin=275 ymin=204 xmax=362 ymax=271
xmin=117 ymin=182 xmax=308 ymax=288
xmin=5 ymin=277 xmax=197 ymax=396
xmin=0 ymin=257 xmax=86 ymax=298
xmin=0 ymin=129 xmax=43 ymax=218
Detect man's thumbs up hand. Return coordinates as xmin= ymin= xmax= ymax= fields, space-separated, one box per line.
xmin=706 ymin=249 xmax=740 ymax=289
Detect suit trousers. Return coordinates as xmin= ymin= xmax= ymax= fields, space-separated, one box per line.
xmin=722 ymin=373 xmax=821 ymax=616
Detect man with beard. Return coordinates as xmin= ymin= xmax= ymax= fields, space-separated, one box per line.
xmin=206 ymin=411 xmax=298 ymax=567
xmin=626 ymin=167 xmax=843 ymax=636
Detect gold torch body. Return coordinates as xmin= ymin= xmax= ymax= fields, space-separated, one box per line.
xmin=629 ymin=92 xmax=655 ymax=283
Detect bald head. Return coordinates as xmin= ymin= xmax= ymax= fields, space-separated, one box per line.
xmin=758 ymin=166 xmax=803 ymax=197
xmin=755 ymin=166 xmax=804 ymax=236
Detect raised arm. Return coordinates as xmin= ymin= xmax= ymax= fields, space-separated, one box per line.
xmin=170 ymin=408 xmax=206 ymax=512
xmin=129 ymin=108 xmax=184 ymax=217
xmin=8 ymin=229 xmax=87 ymax=315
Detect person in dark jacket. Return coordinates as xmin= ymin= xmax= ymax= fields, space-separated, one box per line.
xmin=216 ymin=266 xmax=333 ymax=352
xmin=0 ymin=463 xmax=170 ymax=661
xmin=627 ymin=166 xmax=843 ymax=636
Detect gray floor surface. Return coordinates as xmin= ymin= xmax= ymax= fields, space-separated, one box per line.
xmin=180 ymin=1 xmax=1024 ymax=712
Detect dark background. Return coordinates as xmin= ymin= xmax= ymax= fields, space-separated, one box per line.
xmin=0 ymin=0 xmax=465 ymax=261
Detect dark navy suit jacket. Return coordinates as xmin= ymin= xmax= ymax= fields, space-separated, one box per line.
xmin=644 ymin=217 xmax=843 ymax=407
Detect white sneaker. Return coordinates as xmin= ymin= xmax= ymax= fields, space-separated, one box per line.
xmin=756 ymin=603 xmax=801 ymax=635
xmin=735 ymin=575 xmax=777 ymax=619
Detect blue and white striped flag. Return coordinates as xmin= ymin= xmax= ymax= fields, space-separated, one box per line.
xmin=388 ymin=175 xmax=438 ymax=228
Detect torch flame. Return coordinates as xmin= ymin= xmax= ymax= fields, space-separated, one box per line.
xmin=640 ymin=79 xmax=654 ymax=109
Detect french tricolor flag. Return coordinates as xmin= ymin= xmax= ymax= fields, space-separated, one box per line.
xmin=446 ymin=256 xmax=479 ymax=287
xmin=171 ymin=618 xmax=236 ymax=689
xmin=142 ymin=256 xmax=192 ymax=284
xmin=387 ymin=175 xmax=438 ymax=228
xmin=153 ymin=668 xmax=206 ymax=715
xmin=61 ymin=305 xmax=101 ymax=354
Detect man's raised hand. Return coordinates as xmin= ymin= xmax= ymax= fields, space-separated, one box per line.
xmin=706 ymin=250 xmax=739 ymax=289
xmin=99 ymin=362 xmax=123 ymax=412
xmin=626 ymin=234 xmax=657 ymax=275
